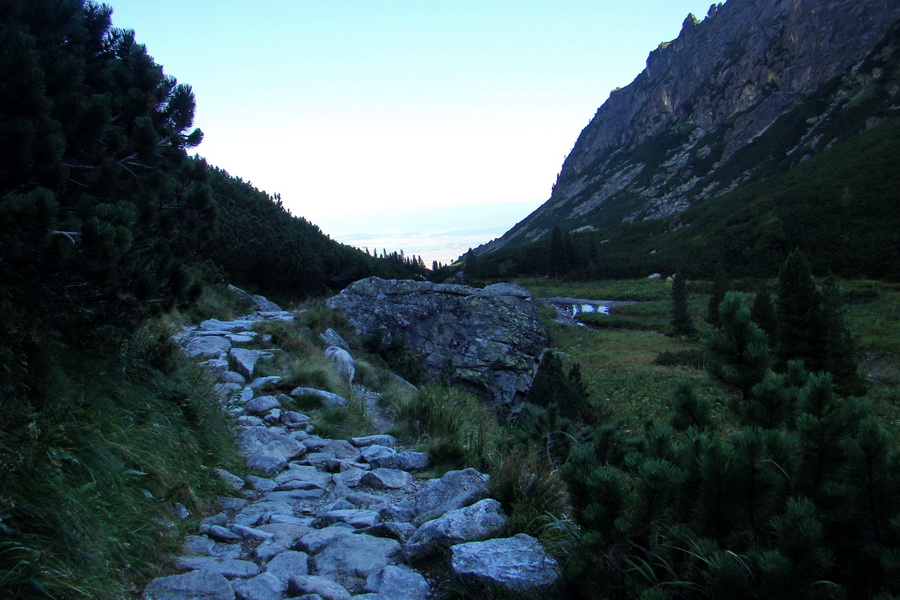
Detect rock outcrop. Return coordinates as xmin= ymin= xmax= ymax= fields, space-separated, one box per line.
xmin=327 ymin=277 xmax=547 ymax=408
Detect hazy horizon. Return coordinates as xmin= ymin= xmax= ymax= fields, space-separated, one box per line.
xmin=103 ymin=1 xmax=716 ymax=264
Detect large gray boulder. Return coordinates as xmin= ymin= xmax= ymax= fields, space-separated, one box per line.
xmin=405 ymin=499 xmax=507 ymax=561
xmin=412 ymin=467 xmax=490 ymax=525
xmin=450 ymin=533 xmax=560 ymax=593
xmin=327 ymin=278 xmax=546 ymax=407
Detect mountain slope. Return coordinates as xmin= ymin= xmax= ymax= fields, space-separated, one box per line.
xmin=483 ymin=0 xmax=900 ymax=275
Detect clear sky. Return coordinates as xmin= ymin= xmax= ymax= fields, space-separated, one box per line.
xmin=104 ymin=1 xmax=716 ymax=263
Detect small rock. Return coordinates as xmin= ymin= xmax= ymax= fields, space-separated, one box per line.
xmin=263 ymin=408 xmax=282 ymax=425
xmin=360 ymin=468 xmax=412 ymax=490
xmin=232 ymin=572 xmax=285 ymax=600
xmin=351 ymin=434 xmax=397 ymax=448
xmin=314 ymin=509 xmax=380 ymax=529
xmin=184 ymin=335 xmax=232 ymax=359
xmin=370 ymin=451 xmax=429 ymax=471
xmin=283 ymin=410 xmax=311 ymax=429
xmin=198 ymin=358 xmax=230 ymax=376
xmin=379 ymin=501 xmax=415 ymax=523
xmin=173 ymin=556 xmax=259 ymax=579
xmin=359 ymin=445 xmax=396 ymax=464
xmin=311 ymin=533 xmax=402 ymax=593
xmin=288 ymin=575 xmax=352 ymax=600
xmin=142 ymin=570 xmax=234 ymax=600
xmin=356 ymin=521 xmax=417 ymax=543
xmin=244 ymin=395 xmax=281 ymax=415
xmin=363 ymin=565 xmax=430 ymax=600
xmin=246 ymin=475 xmax=278 ymax=492
xmin=450 ymin=533 xmax=560 ymax=593
xmin=231 ymin=347 xmax=265 ymax=378
xmin=265 ymin=550 xmax=309 ymax=584
xmin=250 ymin=376 xmax=283 ymax=389
xmin=228 ymin=523 xmax=274 ymax=540
xmin=290 ymin=387 xmax=348 ymax=408
xmin=204 ymin=525 xmax=242 ymax=543
xmin=320 ymin=327 xmax=349 ymax=351
xmin=183 ymin=535 xmax=242 ymax=559
xmin=212 ymin=468 xmax=245 ymax=491
xmin=413 ymin=467 xmax=490 ymax=525
xmin=297 ymin=524 xmax=355 ymax=554
xmin=221 ymin=371 xmax=247 ymax=384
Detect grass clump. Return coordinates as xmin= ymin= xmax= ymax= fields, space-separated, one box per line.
xmin=308 ymin=389 xmax=375 ymax=441
xmin=387 ymin=385 xmax=499 ymax=472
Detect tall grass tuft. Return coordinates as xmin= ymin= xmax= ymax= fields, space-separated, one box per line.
xmin=490 ymin=447 xmax=571 ymax=538
xmin=0 ymin=322 xmax=241 ymax=599
xmin=387 ymin=385 xmax=500 ymax=472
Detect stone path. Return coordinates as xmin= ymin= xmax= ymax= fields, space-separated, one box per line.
xmin=143 ymin=301 xmax=559 ymax=600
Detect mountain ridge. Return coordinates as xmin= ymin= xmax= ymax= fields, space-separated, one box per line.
xmin=481 ymin=0 xmax=900 ymax=263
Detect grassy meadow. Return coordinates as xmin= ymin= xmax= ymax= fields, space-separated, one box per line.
xmin=516 ymin=276 xmax=900 ymax=436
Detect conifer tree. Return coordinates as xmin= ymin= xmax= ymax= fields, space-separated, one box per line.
xmin=671 ymin=272 xmax=697 ymax=340
xmin=671 ymin=380 xmax=712 ymax=431
xmin=706 ymin=292 xmax=770 ymax=401
xmin=820 ymin=275 xmax=865 ymax=396
xmin=775 ymin=250 xmax=826 ymax=371
xmin=706 ymin=263 xmax=729 ymax=326
xmin=750 ymin=285 xmax=778 ymax=345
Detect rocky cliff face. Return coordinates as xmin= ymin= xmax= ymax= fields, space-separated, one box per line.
xmin=486 ymin=0 xmax=900 ymax=252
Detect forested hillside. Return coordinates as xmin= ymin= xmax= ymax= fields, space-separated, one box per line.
xmin=0 ymin=2 xmax=415 ymax=596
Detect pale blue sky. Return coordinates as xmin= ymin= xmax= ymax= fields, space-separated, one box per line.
xmin=104 ymin=1 xmax=717 ymax=262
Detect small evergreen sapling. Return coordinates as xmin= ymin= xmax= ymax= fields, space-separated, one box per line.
xmin=706 ymin=292 xmax=770 ymax=401
xmin=671 ymin=381 xmax=712 ymax=431
xmin=775 ymin=250 xmax=826 ymax=371
xmin=670 ymin=272 xmax=697 ymax=339
xmin=706 ymin=263 xmax=729 ymax=327
xmin=750 ymin=285 xmax=778 ymax=345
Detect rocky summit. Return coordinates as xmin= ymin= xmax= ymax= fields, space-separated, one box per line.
xmin=327 ymin=277 xmax=547 ymax=409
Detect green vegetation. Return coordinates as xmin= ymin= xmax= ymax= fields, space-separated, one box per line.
xmin=0 ymin=324 xmax=242 ymax=599
xmin=501 ymin=264 xmax=900 ymax=599
xmin=0 ymin=2 xmax=420 ymax=596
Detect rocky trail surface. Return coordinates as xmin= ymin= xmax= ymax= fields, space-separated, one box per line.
xmin=142 ymin=296 xmax=559 ymax=600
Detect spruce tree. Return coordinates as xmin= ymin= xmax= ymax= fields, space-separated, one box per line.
xmin=706 ymin=263 xmax=729 ymax=327
xmin=671 ymin=272 xmax=697 ymax=340
xmin=706 ymin=291 xmax=770 ymax=401
xmin=775 ymin=250 xmax=826 ymax=371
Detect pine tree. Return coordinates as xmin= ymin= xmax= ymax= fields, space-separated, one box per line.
xmin=671 ymin=272 xmax=697 ymax=340
xmin=706 ymin=292 xmax=770 ymax=401
xmin=707 ymin=263 xmax=729 ymax=327
xmin=750 ymin=285 xmax=778 ymax=345
xmin=671 ymin=381 xmax=712 ymax=431
xmin=820 ymin=276 xmax=865 ymax=396
xmin=775 ymin=250 xmax=826 ymax=371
